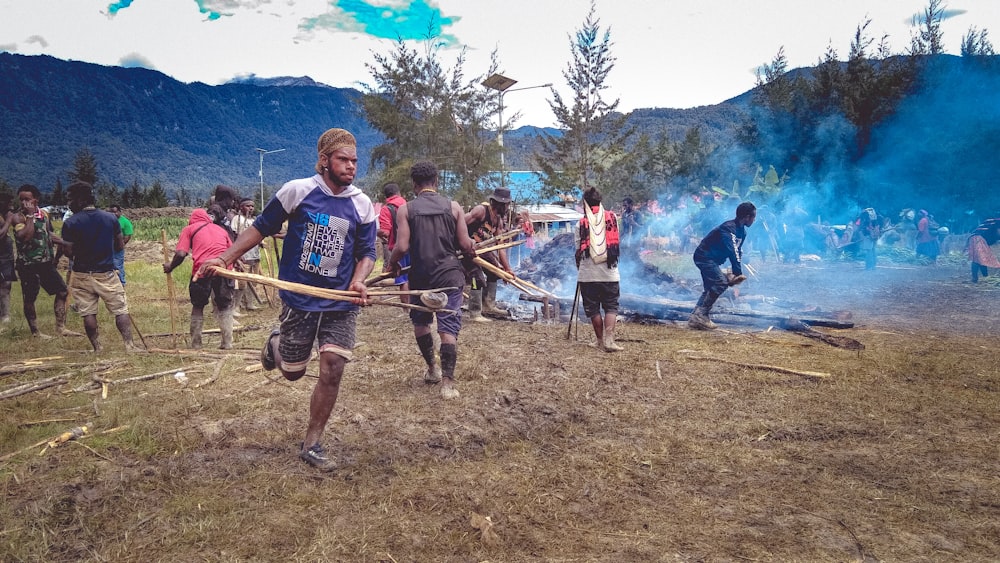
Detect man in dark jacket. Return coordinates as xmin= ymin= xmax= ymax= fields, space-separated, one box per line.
xmin=689 ymin=201 xmax=756 ymax=330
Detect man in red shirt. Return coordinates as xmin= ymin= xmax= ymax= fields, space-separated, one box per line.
xmin=163 ymin=208 xmax=235 ymax=349
xmin=378 ymin=183 xmax=409 ymax=303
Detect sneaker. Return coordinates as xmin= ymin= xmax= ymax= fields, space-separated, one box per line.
xmin=424 ymin=364 xmax=443 ymax=384
xmin=420 ymin=291 xmax=448 ymax=309
xmin=441 ymin=385 xmax=460 ymax=400
xmin=260 ymin=329 xmax=279 ymax=371
xmin=299 ymin=444 xmax=337 ymax=471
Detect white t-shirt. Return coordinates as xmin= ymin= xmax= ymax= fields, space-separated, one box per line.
xmin=232 ymin=214 xmax=260 ymax=261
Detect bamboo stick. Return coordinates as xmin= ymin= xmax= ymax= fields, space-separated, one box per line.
xmin=474 ymin=228 xmax=522 ymax=249
xmin=474 ymin=239 xmax=525 ymax=255
xmin=208 ymin=267 xmax=446 ymax=313
xmin=681 ymin=354 xmax=831 ymax=379
xmin=0 ymin=375 xmax=68 ymax=400
xmin=0 ymin=357 xmax=69 ymax=376
xmin=261 ymin=245 xmax=277 ymax=306
xmin=472 ymin=256 xmax=555 ymax=298
xmin=194 ymin=357 xmax=226 ymax=388
xmin=364 ymin=265 xmax=410 ymax=286
xmin=161 ymin=229 xmax=178 ymax=349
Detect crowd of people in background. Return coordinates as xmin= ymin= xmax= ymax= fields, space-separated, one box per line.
xmin=3 ymin=125 xmax=1000 ymax=471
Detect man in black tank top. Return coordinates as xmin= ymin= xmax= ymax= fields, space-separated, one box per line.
xmin=389 ymin=161 xmax=476 ymax=399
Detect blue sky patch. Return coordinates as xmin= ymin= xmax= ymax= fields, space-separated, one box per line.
xmin=106 ymin=0 xmax=135 ymax=16
xmin=301 ymin=0 xmax=460 ymax=45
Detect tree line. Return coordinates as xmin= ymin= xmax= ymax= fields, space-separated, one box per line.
xmin=358 ymin=0 xmax=999 ymax=227
xmin=2 ymin=0 xmax=996 ymax=225
xmin=0 ymin=148 xmax=180 ymax=209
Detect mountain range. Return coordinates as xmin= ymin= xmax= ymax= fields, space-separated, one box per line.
xmin=0 ymin=53 xmax=743 ymax=198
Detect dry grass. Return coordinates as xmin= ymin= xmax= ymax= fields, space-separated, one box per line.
xmin=1 ymin=255 xmax=999 ymax=562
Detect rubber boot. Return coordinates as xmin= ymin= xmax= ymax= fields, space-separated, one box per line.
xmin=461 ymin=285 xmax=471 ymax=311
xmin=690 ymin=291 xmax=722 ymax=330
xmin=0 ymin=285 xmax=10 ymax=322
xmin=54 ymin=297 xmax=82 ymax=336
xmin=483 ymin=280 xmax=504 ymax=316
xmin=190 ymin=311 xmax=204 ymax=349
xmin=239 ymin=283 xmax=262 ymax=312
xmin=688 ymin=307 xmax=715 ymax=330
xmin=468 ymin=286 xmax=491 ymax=323
xmin=217 ymin=307 xmax=234 ymax=350
xmin=235 ymin=284 xmax=248 ymax=312
xmin=603 ymin=327 xmax=624 ymax=352
xmin=688 ymin=290 xmax=721 ymax=330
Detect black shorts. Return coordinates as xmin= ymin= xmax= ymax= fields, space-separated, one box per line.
xmin=580 ymin=281 xmax=619 ymax=318
xmin=277 ymin=306 xmax=358 ymax=371
xmin=16 ymin=262 xmax=66 ymax=301
xmin=0 ymin=258 xmax=16 ymax=283
xmin=189 ymin=276 xmax=236 ymax=309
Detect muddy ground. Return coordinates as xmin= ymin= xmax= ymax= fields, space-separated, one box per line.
xmin=1 ymin=250 xmax=998 ymax=562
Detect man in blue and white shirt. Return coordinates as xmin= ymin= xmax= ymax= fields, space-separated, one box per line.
xmin=199 ymin=128 xmax=377 ymax=471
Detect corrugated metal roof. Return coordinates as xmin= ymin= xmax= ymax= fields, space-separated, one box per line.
xmin=518 ymin=204 xmax=582 ymax=224
xmin=530 ymin=213 xmax=570 ymax=222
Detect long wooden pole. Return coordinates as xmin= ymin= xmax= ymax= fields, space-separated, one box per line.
xmin=260 ymin=246 xmax=276 ymax=306
xmin=473 ymin=228 xmax=523 ymax=249
xmin=566 ymin=281 xmax=581 ymax=340
xmin=364 ymin=265 xmax=411 ymax=286
xmin=471 ymin=256 xmax=555 ymax=298
xmin=160 ymin=229 xmax=177 ymax=349
xmin=207 ymin=267 xmax=451 ymax=313
xmin=474 ymin=239 xmax=525 ymax=255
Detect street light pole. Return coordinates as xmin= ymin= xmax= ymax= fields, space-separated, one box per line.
xmin=481 ymin=74 xmax=551 ymax=188
xmin=255 ymin=147 xmax=285 ymax=210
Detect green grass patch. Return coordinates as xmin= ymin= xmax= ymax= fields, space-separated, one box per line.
xmin=131 ymin=217 xmax=188 ymax=242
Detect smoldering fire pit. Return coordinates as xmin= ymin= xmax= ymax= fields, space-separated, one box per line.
xmin=496 ymin=233 xmax=861 ymax=349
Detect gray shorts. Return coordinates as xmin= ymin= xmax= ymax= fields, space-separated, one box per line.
xmin=277 ymin=305 xmax=357 ymax=372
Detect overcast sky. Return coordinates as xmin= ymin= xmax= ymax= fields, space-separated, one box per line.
xmin=2 ymin=0 xmax=998 ymax=128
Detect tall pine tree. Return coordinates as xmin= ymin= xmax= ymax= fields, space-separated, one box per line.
xmin=69 ymin=148 xmax=98 ymax=186
xmin=361 ymin=32 xmax=501 ymax=207
xmin=49 ymin=179 xmax=66 ymax=206
xmin=533 ymin=1 xmax=632 ymax=203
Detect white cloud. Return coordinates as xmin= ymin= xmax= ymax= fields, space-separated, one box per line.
xmin=119 ymin=52 xmax=157 ymax=70
xmin=25 ymin=35 xmax=48 ymax=48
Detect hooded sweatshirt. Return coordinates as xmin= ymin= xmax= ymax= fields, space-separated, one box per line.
xmin=176 ymin=208 xmax=233 ymax=274
xmin=252 ymin=174 xmax=377 ymax=312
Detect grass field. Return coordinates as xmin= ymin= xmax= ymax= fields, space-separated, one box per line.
xmin=1 ymin=249 xmax=998 ymax=561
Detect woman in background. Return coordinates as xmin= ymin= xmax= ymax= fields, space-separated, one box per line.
xmin=965 ymin=219 xmax=1000 ymax=283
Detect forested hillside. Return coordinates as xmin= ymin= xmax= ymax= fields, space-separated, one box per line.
xmin=0 ymin=53 xmax=742 ymax=200
xmin=0 ymin=53 xmax=377 ymax=197
xmin=3 ymin=50 xmax=1000 ymax=229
